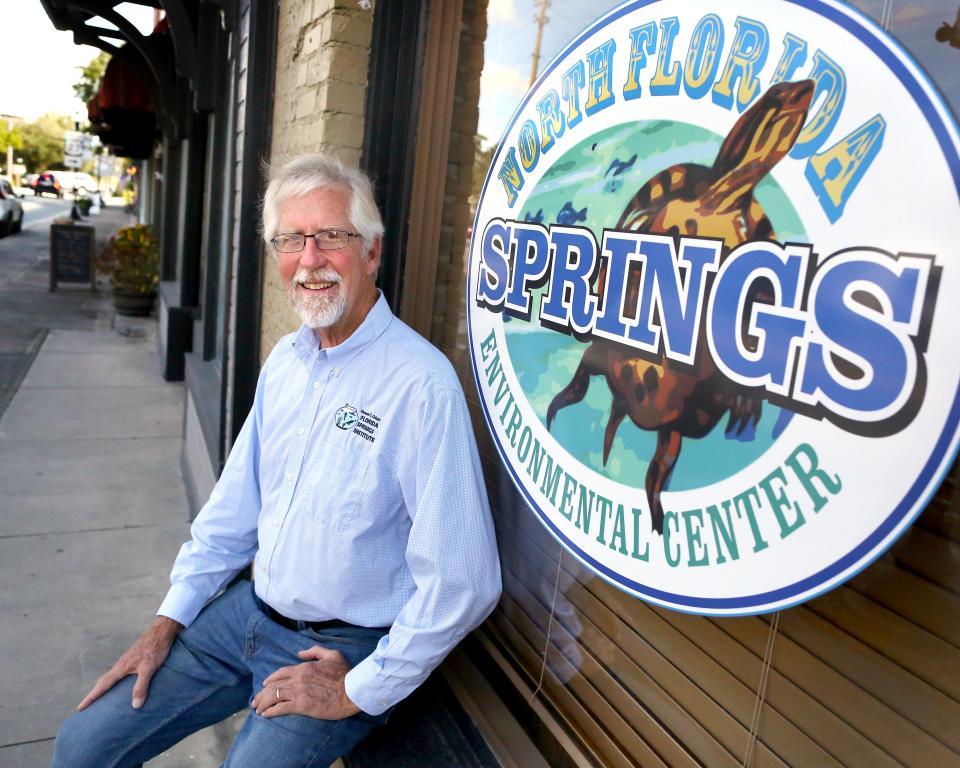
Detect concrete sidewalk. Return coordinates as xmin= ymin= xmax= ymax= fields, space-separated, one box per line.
xmin=0 ymin=209 xmax=240 ymax=766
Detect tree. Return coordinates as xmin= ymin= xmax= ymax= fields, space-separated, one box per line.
xmin=0 ymin=123 xmax=24 ymax=155
xmin=74 ymin=51 xmax=111 ymax=105
xmin=19 ymin=114 xmax=73 ymax=172
xmin=471 ymin=134 xmax=496 ymax=205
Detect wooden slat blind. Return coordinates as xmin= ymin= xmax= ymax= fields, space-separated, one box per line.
xmin=482 ymin=468 xmax=960 ymax=767
xmin=497 ymin=506 xmax=836 ymax=768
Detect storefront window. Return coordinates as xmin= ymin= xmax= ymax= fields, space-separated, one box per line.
xmin=433 ymin=2 xmax=960 ymax=765
xmin=850 ymin=0 xmax=960 ymax=117
xmin=476 ymin=1 xmax=624 ymax=150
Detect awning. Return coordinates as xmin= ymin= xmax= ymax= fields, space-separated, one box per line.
xmin=87 ymin=31 xmax=163 ymax=158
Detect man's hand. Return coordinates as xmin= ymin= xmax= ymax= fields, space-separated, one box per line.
xmin=252 ymin=646 xmax=361 ymax=720
xmin=76 ymin=616 xmax=183 ymax=711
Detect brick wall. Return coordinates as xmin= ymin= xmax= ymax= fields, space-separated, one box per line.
xmin=260 ymin=0 xmax=374 ymax=362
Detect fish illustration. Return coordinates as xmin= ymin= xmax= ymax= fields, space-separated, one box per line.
xmin=556 ymin=201 xmax=587 ymax=225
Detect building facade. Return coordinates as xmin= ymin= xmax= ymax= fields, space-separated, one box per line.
xmin=47 ymin=0 xmax=960 ymax=765
xmin=269 ymin=5 xmax=960 ymax=764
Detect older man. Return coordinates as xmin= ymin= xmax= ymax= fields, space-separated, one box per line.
xmin=52 ymin=155 xmax=502 ymax=767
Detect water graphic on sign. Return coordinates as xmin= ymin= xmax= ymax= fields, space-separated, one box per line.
xmin=504 ymin=119 xmax=806 ymax=492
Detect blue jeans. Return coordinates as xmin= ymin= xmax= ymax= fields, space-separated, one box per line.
xmin=51 ymin=581 xmax=391 ymax=768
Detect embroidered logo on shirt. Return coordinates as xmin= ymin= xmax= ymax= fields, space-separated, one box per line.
xmin=335 ymin=404 xmax=359 ymax=430
xmin=352 ymin=409 xmax=381 ymax=444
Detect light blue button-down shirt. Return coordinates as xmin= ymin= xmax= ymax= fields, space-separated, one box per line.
xmin=158 ymin=294 xmax=502 ymax=715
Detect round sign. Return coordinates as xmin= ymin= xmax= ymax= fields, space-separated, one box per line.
xmin=467 ymin=0 xmax=960 ymax=615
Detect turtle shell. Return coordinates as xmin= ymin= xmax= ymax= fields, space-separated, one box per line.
xmin=617 ymin=163 xmax=775 ymax=249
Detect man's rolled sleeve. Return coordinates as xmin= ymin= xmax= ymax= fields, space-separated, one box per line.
xmin=157 ymin=580 xmax=209 ymax=627
xmin=344 ymin=654 xmax=394 ymax=715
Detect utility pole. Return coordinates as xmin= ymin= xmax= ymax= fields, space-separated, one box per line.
xmin=1 ymin=114 xmax=17 ymax=180
xmin=529 ymin=0 xmax=550 ymax=88
xmin=6 ymin=118 xmax=13 ymax=180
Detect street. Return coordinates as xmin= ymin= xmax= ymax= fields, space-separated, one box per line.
xmin=12 ymin=193 xmax=82 ymax=232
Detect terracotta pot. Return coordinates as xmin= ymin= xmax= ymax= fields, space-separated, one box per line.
xmin=113 ymin=288 xmax=156 ymax=317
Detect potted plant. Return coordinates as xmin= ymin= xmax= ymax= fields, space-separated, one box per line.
xmin=75 ymin=194 xmax=93 ymax=216
xmin=101 ymin=224 xmax=160 ymax=316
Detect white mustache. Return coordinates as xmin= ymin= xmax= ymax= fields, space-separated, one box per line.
xmin=292 ymin=267 xmax=341 ymax=285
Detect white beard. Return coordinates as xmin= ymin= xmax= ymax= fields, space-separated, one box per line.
xmin=285 ymin=267 xmax=347 ymax=328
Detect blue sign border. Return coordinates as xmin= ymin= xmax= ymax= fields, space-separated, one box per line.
xmin=467 ymin=0 xmax=960 ymax=614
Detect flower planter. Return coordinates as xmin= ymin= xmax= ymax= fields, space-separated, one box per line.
xmin=113 ymin=289 xmax=156 ymax=317
xmin=101 ymin=224 xmax=160 ymax=317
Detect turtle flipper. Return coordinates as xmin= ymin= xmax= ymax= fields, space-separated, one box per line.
xmin=547 ymin=344 xmax=601 ymax=430
xmin=725 ymin=394 xmax=762 ymax=439
xmin=603 ymin=395 xmax=628 ymax=464
xmin=646 ymin=428 xmax=682 ymax=534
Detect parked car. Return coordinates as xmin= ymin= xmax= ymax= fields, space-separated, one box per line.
xmin=34 ymin=172 xmax=63 ymax=198
xmin=22 ymin=173 xmax=39 ymax=191
xmin=53 ymin=171 xmax=99 ymax=196
xmin=73 ymin=172 xmax=98 ymax=196
xmin=0 ymin=177 xmax=24 ymax=236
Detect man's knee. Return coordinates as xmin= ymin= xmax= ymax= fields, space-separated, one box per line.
xmin=50 ymin=678 xmax=144 ymax=768
xmin=51 ymin=710 xmax=112 ymax=768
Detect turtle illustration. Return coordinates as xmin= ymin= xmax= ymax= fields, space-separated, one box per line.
xmin=546 ymin=79 xmax=815 ymax=535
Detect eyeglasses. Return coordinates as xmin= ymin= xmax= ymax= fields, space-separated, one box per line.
xmin=271 ymin=229 xmax=361 ymax=253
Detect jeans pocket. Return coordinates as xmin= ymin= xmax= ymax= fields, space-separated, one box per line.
xmin=301 ymin=629 xmax=382 ymax=668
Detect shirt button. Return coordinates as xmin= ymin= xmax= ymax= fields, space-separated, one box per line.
xmin=285 ymin=472 xmax=293 ymax=482
xmin=258 ymin=564 xmax=266 ymax=573
xmin=334 ymin=367 xmax=341 ymax=376
xmin=313 ymin=381 xmax=321 ymax=390
xmin=297 ymin=427 xmax=306 ymax=436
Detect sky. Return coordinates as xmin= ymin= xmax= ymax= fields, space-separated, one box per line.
xmin=0 ymin=1 xmax=155 ymax=122
xmin=2 ymin=0 xmax=955 ymax=131
xmin=476 ymin=0 xmax=960 ymax=148
xmin=478 ymin=0 xmax=624 ymax=145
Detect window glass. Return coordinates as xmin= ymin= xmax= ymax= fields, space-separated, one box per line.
xmin=849 ymin=0 xmax=960 ymax=116
xmin=214 ymin=55 xmax=238 ymax=368
xmin=433 ymin=2 xmax=960 ymax=765
xmin=476 ymin=1 xmax=623 ymax=152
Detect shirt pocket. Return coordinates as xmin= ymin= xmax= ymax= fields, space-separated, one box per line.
xmin=305 ymin=438 xmax=370 ymax=530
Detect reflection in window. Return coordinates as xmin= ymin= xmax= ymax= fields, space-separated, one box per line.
xmin=847 ymin=0 xmax=960 ymax=116
xmin=436 ymin=3 xmax=960 ymax=767
xmin=478 ymin=1 xmax=623 ymax=154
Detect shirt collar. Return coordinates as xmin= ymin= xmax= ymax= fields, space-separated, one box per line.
xmin=289 ymin=291 xmax=393 ymax=366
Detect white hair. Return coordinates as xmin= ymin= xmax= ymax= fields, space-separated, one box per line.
xmin=261 ymin=154 xmax=385 ymax=254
